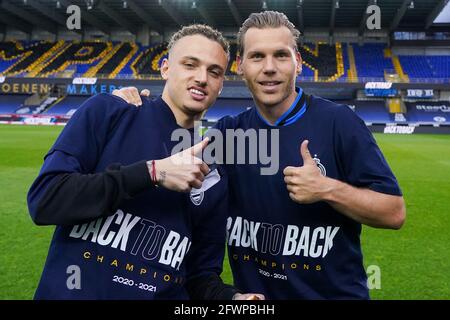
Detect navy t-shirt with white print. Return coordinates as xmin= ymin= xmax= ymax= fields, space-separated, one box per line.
xmin=214 ymin=88 xmax=402 ymax=299
xmin=28 ymin=94 xmax=228 ymax=299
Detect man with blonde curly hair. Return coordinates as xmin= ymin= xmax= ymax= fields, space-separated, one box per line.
xmin=28 ymin=24 xmax=262 ymax=300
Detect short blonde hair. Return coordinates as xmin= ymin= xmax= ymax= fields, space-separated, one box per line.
xmin=237 ymin=11 xmax=300 ymax=55
xmin=168 ymin=24 xmax=230 ymax=59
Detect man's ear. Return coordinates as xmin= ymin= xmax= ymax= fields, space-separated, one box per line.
xmin=295 ymin=51 xmax=302 ymax=75
xmin=236 ymin=55 xmax=243 ymax=76
xmin=160 ymin=58 xmax=169 ymax=80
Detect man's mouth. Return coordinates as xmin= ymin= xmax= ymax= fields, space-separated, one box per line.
xmin=258 ymin=81 xmax=282 ymax=91
xmin=188 ymin=87 xmax=207 ymax=101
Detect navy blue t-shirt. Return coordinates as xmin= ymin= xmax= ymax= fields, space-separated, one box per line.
xmin=214 ymin=90 xmax=401 ymax=299
xmin=31 ymin=94 xmax=228 ymax=299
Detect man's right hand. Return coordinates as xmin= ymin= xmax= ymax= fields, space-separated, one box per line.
xmin=112 ymin=87 xmax=150 ymax=106
xmin=148 ymin=138 xmax=210 ymax=192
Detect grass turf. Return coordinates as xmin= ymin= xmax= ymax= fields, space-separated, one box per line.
xmin=0 ymin=125 xmax=449 ymax=299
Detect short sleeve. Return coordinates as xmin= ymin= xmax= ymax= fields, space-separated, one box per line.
xmin=333 ymin=105 xmax=402 ymax=196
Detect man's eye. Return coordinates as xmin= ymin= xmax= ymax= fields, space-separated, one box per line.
xmin=210 ymin=70 xmax=220 ymax=77
xmin=184 ymin=63 xmax=195 ymax=68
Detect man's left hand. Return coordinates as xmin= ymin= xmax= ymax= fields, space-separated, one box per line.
xmin=283 ymin=140 xmax=332 ymax=204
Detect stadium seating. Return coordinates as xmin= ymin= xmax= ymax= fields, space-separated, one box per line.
xmin=0 ymin=41 xmax=448 ymax=82
xmin=337 ymin=43 xmax=350 ymax=83
xmin=204 ymin=98 xmax=252 ymax=122
xmin=404 ymin=101 xmax=450 ymax=124
xmin=0 ymin=41 xmax=59 ymax=77
xmin=2 ymin=92 xmax=449 ymax=127
xmin=297 ymin=43 xmax=345 ymax=81
xmin=399 ymin=55 xmax=450 ymax=80
xmin=43 ymin=96 xmax=87 ymax=116
xmin=352 ymin=43 xmax=394 ymax=80
xmin=0 ymin=94 xmax=29 ymax=113
xmin=351 ymin=100 xmax=394 ymax=124
xmin=0 ymin=42 xmax=20 ymax=72
xmin=131 ymin=43 xmax=168 ymax=78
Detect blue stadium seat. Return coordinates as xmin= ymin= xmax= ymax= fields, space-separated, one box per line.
xmin=44 ymin=96 xmax=88 ymax=116
xmin=0 ymin=94 xmax=30 ymax=113
xmin=353 ymin=43 xmax=394 ymax=79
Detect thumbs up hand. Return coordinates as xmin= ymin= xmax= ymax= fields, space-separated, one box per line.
xmin=283 ymin=140 xmax=329 ymax=204
xmin=299 ymin=139 xmax=316 ymax=166
xmin=148 ymin=138 xmax=210 ymax=192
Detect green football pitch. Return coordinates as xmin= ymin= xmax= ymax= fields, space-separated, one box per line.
xmin=0 ymin=124 xmax=449 ymax=299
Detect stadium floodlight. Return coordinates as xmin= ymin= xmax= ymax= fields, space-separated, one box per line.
xmin=23 ymin=0 xmax=27 ymax=5
xmin=56 ymin=1 xmax=61 ymax=9
xmin=335 ymin=0 xmax=339 ymax=9
xmin=297 ymin=0 xmax=303 ymax=6
xmin=262 ymin=1 xmax=268 ymax=10
xmin=191 ymin=1 xmax=197 ymax=9
xmin=123 ymin=1 xmax=127 ymax=9
xmin=86 ymin=0 xmax=94 ymax=10
xmin=409 ymin=1 xmax=414 ymax=9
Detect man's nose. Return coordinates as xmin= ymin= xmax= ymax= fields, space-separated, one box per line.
xmin=195 ymin=67 xmax=208 ymax=85
xmin=262 ymin=57 xmax=276 ymax=74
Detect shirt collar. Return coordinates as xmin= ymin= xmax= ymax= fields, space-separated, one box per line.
xmin=255 ymin=87 xmax=308 ymax=127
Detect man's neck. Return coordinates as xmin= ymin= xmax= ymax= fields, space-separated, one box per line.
xmin=255 ymin=90 xmax=299 ymax=125
xmin=162 ymin=91 xmax=202 ymax=129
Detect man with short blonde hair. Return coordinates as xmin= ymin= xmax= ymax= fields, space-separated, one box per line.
xmin=28 ymin=24 xmax=262 ymax=300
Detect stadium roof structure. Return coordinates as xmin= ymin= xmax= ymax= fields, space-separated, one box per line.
xmin=0 ymin=0 xmax=449 ymax=36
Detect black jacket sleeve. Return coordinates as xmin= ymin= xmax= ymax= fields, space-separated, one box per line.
xmin=27 ymin=150 xmax=153 ymax=226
